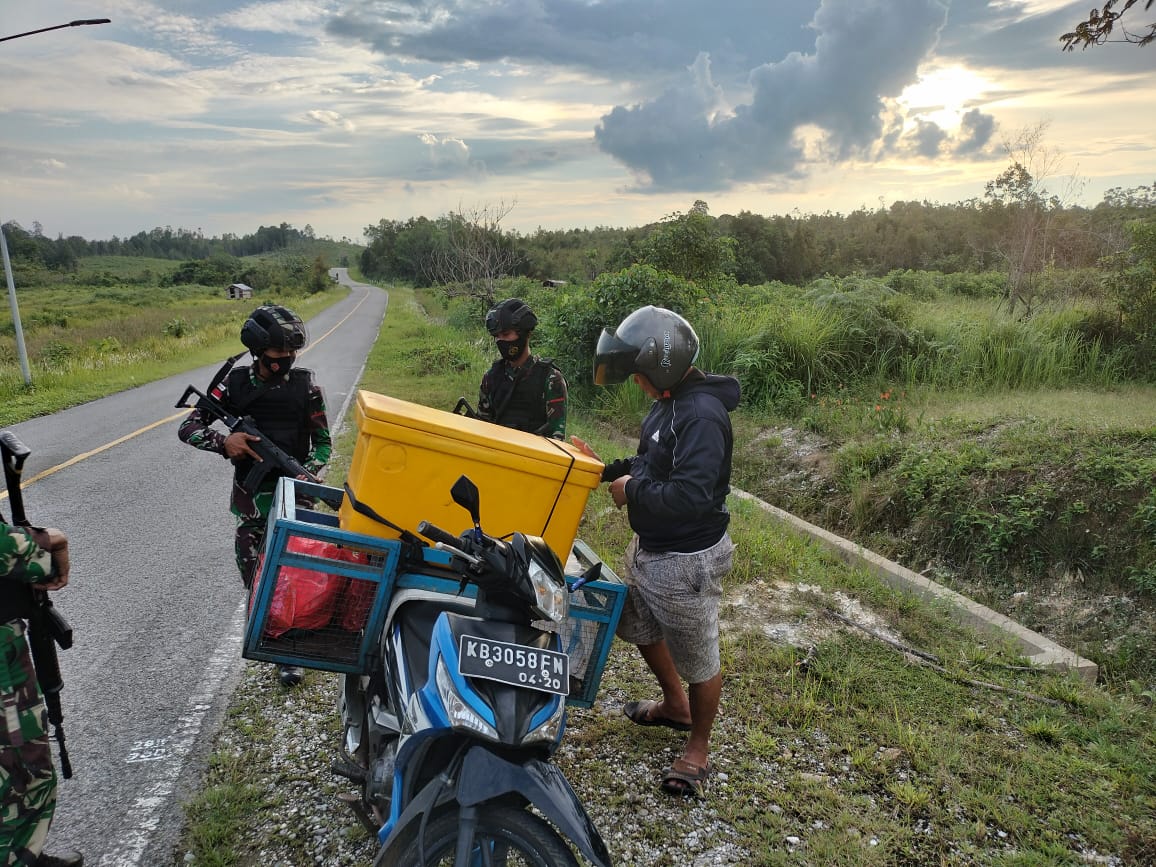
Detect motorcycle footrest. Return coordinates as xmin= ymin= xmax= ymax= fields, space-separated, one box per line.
xmin=336 ymin=791 xmax=379 ymax=835
xmin=330 ymin=755 xmax=368 ymax=784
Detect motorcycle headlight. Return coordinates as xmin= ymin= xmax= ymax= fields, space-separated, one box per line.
xmin=527 ymin=556 xmax=569 ymax=623
xmin=435 ymin=659 xmax=498 ymax=740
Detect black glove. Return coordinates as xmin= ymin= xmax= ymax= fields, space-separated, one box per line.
xmin=601 ymin=458 xmax=633 ymax=483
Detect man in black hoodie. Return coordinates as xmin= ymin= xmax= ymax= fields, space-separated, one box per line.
xmin=572 ymin=305 xmax=739 ymax=798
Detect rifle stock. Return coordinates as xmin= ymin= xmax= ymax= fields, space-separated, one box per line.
xmin=176 ymin=383 xmax=317 ymax=494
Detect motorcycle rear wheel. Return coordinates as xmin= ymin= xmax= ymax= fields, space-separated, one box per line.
xmin=377 ymin=803 xmax=580 ymax=867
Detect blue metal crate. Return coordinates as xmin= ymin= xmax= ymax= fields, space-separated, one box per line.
xmin=562 ymin=540 xmax=626 ymax=708
xmin=244 ymin=479 xmax=626 ymax=700
xmin=244 ymin=478 xmax=403 ymax=674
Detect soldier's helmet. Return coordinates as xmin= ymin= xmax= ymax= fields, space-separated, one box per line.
xmin=240 ymin=305 xmax=307 ymax=354
xmin=593 ymin=305 xmax=699 ymax=391
xmin=485 ymin=298 xmax=538 ymax=336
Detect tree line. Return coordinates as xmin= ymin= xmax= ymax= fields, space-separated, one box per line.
xmin=1 ymin=221 xmax=326 ymax=272
xmin=357 ymin=184 xmax=1156 ymax=295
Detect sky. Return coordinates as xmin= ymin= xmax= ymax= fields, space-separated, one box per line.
xmin=1 ymin=0 xmax=1153 ymax=243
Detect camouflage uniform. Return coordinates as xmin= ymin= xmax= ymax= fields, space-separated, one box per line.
xmin=179 ymin=362 xmax=331 ymax=587
xmin=0 ymin=523 xmax=56 ymax=865
xmin=477 ymin=354 xmax=568 ymax=440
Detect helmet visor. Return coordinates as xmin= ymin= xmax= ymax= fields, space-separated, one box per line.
xmin=593 ymin=328 xmax=640 ymax=385
xmin=280 ymin=323 xmax=307 ymax=350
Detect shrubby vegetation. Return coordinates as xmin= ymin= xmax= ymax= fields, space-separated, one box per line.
xmin=7 ymin=183 xmax=1156 ymax=677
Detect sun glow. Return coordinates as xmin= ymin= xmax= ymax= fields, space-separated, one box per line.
xmin=899 ymin=66 xmax=992 ymax=128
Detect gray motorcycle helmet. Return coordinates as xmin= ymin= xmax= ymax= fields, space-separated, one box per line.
xmin=593 ymin=305 xmax=700 ymax=391
xmin=240 ymin=305 xmax=308 ymax=354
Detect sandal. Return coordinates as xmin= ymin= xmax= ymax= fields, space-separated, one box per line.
xmin=623 ymin=699 xmax=692 ymax=732
xmin=661 ymin=757 xmax=711 ymax=798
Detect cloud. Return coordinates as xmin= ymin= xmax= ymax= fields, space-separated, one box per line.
xmin=327 ymin=0 xmax=815 ymax=86
xmin=419 ymin=133 xmax=479 ymax=175
xmin=954 ymin=108 xmax=997 ymax=155
xmin=595 ymin=0 xmax=953 ymax=190
xmin=304 ymin=109 xmax=355 ymax=131
xmin=219 ymin=0 xmax=340 ymax=35
xmin=910 ymin=119 xmax=949 ymax=157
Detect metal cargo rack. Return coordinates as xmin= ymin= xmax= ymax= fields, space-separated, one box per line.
xmin=245 ymin=479 xmax=626 ymax=706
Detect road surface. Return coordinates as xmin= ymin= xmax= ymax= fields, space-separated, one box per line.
xmin=5 ymin=272 xmax=387 ymax=866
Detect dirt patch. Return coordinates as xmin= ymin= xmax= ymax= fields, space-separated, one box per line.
xmin=720 ymin=578 xmax=903 ymax=649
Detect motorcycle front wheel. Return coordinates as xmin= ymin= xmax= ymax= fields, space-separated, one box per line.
xmin=376 ymin=803 xmax=580 ymax=867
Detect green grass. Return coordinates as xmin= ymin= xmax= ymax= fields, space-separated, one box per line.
xmin=177 ymin=281 xmax=1156 ymax=866
xmin=0 ymin=280 xmax=345 ymax=425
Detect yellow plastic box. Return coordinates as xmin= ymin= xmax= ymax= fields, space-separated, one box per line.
xmin=339 ymin=390 xmax=604 ymax=559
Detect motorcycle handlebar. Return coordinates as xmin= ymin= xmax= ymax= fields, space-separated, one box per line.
xmin=433 ymin=541 xmax=483 ymax=567
xmin=416 ymin=521 xmax=463 ymax=549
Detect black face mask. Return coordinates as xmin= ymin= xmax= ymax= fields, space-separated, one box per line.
xmin=497 ymin=336 xmax=527 ymax=362
xmin=261 ymin=353 xmax=294 ymax=376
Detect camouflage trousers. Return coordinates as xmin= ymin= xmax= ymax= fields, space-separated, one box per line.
xmin=230 ymin=478 xmax=277 ymax=590
xmin=230 ymin=478 xmax=317 ymax=589
xmin=0 ymin=621 xmax=56 ymax=865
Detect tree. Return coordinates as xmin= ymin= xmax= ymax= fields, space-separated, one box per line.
xmin=432 ymin=201 xmax=522 ymax=305
xmin=1102 ymin=218 xmax=1156 ymax=372
xmin=982 ymin=124 xmax=1077 ymax=317
xmin=637 ymin=204 xmax=736 ymax=287
xmin=1061 ymin=0 xmax=1156 ymax=49
xmin=307 ymin=255 xmax=330 ymax=294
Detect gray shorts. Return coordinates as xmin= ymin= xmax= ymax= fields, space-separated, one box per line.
xmin=615 ymin=533 xmax=734 ymax=684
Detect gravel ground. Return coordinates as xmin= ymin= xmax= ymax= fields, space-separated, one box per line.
xmin=174 ymin=575 xmax=882 ymax=866
xmin=175 ymin=653 xmax=753 ymax=867
xmin=172 ymin=580 xmax=1127 ymax=867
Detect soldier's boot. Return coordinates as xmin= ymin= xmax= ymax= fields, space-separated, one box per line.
xmin=278 ymin=664 xmax=304 ymax=687
xmin=38 ymin=850 xmax=84 ymax=867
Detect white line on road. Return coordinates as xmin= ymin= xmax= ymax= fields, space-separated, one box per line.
xmin=96 ymin=600 xmax=248 ymax=867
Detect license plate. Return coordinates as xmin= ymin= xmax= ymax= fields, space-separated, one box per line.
xmin=458 ymin=635 xmax=569 ymax=696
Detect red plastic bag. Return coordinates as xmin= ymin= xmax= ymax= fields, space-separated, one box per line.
xmin=338 ymin=548 xmax=376 ymax=632
xmin=251 ymin=537 xmax=345 ymax=639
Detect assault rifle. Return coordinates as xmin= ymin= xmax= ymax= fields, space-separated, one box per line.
xmin=0 ymin=430 xmax=74 ymax=778
xmin=175 ymin=383 xmax=318 ymax=495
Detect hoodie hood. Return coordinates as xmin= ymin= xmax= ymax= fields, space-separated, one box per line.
xmin=673 ymin=371 xmax=741 ymax=412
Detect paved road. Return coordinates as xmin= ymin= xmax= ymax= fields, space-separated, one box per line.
xmin=6 ymin=272 xmax=387 ymax=866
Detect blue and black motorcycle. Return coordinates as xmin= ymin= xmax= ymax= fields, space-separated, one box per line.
xmin=333 ymin=475 xmax=613 ymax=867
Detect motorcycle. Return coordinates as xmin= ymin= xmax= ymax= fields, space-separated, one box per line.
xmin=332 ymin=474 xmax=613 ymax=867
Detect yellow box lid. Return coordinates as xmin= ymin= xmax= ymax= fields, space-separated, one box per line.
xmin=354 ymin=389 xmax=604 ymax=479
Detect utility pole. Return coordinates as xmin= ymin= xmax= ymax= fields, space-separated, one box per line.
xmin=0 ymin=229 xmax=31 ymax=385
xmin=0 ymin=17 xmax=110 ymax=385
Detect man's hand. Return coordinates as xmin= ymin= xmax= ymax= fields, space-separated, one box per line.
xmin=570 ymin=435 xmax=601 ymax=462
xmin=608 ymin=474 xmax=631 ymax=509
xmin=29 ymin=527 xmax=70 ymax=591
xmin=223 ymin=431 xmax=263 ymax=461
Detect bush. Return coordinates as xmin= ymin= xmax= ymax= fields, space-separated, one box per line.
xmin=537 ymin=264 xmax=704 ymax=390
xmin=164 ymin=318 xmax=192 ymax=338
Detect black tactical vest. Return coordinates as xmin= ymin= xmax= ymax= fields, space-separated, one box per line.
xmin=225 ymin=367 xmax=312 ymax=483
xmin=486 ymin=358 xmax=556 ymax=434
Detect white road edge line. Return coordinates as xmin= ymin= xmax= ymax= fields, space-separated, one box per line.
xmin=96 ymin=600 xmax=247 ymax=867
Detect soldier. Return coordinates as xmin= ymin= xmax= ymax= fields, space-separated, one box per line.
xmin=0 ymin=522 xmax=82 ymax=867
xmin=477 ymin=298 xmax=568 ymax=439
xmin=178 ymin=305 xmax=331 ymax=687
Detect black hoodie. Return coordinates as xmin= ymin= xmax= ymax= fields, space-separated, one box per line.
xmin=611 ymin=370 xmax=741 ymax=553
